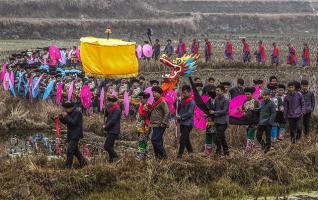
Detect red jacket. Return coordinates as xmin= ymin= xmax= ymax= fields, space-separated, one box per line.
xmin=205 ymin=41 xmax=212 ymax=56
xmin=176 ymin=42 xmax=186 ymax=57
xmin=243 ymin=42 xmax=250 ymax=54
xmin=225 ymin=41 xmax=233 ymax=54
xmin=258 ymin=44 xmax=266 ymax=61
xmin=272 ymin=47 xmax=279 ymax=57
xmin=303 ymin=47 xmax=310 ymax=65
xmin=191 ymin=42 xmax=199 ymax=55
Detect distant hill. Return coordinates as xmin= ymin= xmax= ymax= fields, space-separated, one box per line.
xmin=1 ymin=0 xmax=318 ymax=39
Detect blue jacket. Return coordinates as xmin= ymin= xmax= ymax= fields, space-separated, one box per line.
xmin=104 ymin=106 xmax=121 ymax=135
xmin=59 ymin=108 xmax=83 ymax=141
xmin=178 ymin=99 xmax=195 ymax=126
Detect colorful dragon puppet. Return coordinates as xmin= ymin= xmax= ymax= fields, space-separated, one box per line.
xmin=160 ymin=54 xmax=199 ymax=91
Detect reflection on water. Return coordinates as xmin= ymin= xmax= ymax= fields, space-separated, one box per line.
xmin=0 ymin=130 xmax=90 ymax=159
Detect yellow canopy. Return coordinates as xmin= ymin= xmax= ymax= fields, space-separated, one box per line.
xmin=80 ymin=37 xmax=139 ymax=78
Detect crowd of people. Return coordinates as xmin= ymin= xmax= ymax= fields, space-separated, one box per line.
xmin=149 ymin=37 xmax=318 ymax=67
xmin=3 ymin=44 xmax=317 ymax=168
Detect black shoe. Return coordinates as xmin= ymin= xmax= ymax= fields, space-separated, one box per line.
xmin=177 ymin=154 xmax=182 ymax=159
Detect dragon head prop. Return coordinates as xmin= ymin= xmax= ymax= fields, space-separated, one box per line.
xmin=160 ymin=54 xmax=199 ymax=91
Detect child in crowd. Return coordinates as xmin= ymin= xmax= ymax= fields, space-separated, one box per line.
xmin=301 ymin=80 xmax=315 ymax=136
xmin=276 ymin=84 xmax=287 ymax=140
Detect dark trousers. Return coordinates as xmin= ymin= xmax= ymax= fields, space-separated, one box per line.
xmin=104 ymin=133 xmax=118 ymax=162
xmin=288 ymin=117 xmax=302 ymax=142
xmin=303 ymin=112 xmax=312 ymax=136
xmin=66 ymin=140 xmax=85 ymax=168
xmin=151 ymin=127 xmax=167 ymax=159
xmin=256 ymin=125 xmax=272 ymax=152
xmin=178 ymin=125 xmax=193 ymax=156
xmin=214 ymin=124 xmax=229 ymax=155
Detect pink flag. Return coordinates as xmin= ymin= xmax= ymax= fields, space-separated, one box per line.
xmin=9 ymin=71 xmax=14 ymax=87
xmin=144 ymin=87 xmax=154 ymax=104
xmin=99 ymin=87 xmax=105 ymax=112
xmin=56 ymin=82 xmax=63 ymax=105
xmin=0 ymin=64 xmax=7 ymax=81
xmin=49 ymin=45 xmax=61 ymax=60
xmin=67 ymin=81 xmax=74 ymax=102
xmin=3 ymin=72 xmax=9 ymax=91
xmin=253 ymin=85 xmax=260 ymax=99
xmin=124 ymin=91 xmax=129 ymax=117
xmin=194 ymin=95 xmax=209 ymax=130
xmin=164 ymin=90 xmax=177 ymax=114
xmin=229 ymin=95 xmax=246 ymax=118
xmin=33 ymin=74 xmax=44 ymax=91
xmin=80 ymin=84 xmax=92 ymax=109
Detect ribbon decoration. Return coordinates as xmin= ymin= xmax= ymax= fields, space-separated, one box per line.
xmin=0 ymin=64 xmax=6 ymax=81
xmin=99 ymin=87 xmax=105 ymax=112
xmin=43 ymin=80 xmax=56 ymax=100
xmin=124 ymin=90 xmax=129 ymax=117
xmin=56 ymin=82 xmax=63 ymax=105
xmin=80 ymin=84 xmax=92 ymax=109
xmin=67 ymin=81 xmax=74 ymax=102
xmin=3 ymin=72 xmax=9 ymax=91
xmin=9 ymin=77 xmax=16 ymax=97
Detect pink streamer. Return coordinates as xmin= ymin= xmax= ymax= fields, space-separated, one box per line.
xmin=194 ymin=95 xmax=209 ymax=130
xmin=33 ymin=74 xmax=44 ymax=91
xmin=56 ymin=82 xmax=63 ymax=105
xmin=144 ymin=87 xmax=154 ymax=104
xmin=99 ymin=87 xmax=105 ymax=112
xmin=80 ymin=84 xmax=92 ymax=109
xmin=75 ymin=48 xmax=80 ymax=59
xmin=0 ymin=64 xmax=6 ymax=81
xmin=124 ymin=91 xmax=129 ymax=117
xmin=10 ymin=71 xmax=14 ymax=87
xmin=3 ymin=72 xmax=9 ymax=91
xmin=67 ymin=81 xmax=74 ymax=102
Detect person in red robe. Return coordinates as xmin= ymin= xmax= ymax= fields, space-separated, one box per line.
xmin=271 ymin=42 xmax=279 ymax=66
xmin=204 ymin=38 xmax=213 ymax=62
xmin=302 ymin=43 xmax=310 ymax=67
xmin=190 ymin=38 xmax=199 ymax=55
xmin=241 ymin=38 xmax=251 ymax=64
xmin=176 ymin=38 xmax=186 ymax=58
xmin=257 ymin=40 xmax=266 ymax=64
xmin=287 ymin=43 xmax=298 ymax=66
xmin=224 ymin=37 xmax=233 ymax=60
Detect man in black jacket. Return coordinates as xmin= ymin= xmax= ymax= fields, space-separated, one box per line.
xmin=59 ymin=102 xmax=86 ymax=169
xmin=103 ymin=96 xmax=121 ymax=162
xmin=209 ymin=85 xmax=229 ymax=156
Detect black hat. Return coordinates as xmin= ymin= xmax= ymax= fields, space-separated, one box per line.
xmin=152 ymin=86 xmax=163 ymax=94
xmin=107 ymin=96 xmax=118 ymax=102
xmin=220 ymin=82 xmax=231 ymax=86
xmin=62 ymin=102 xmax=74 ymax=108
xmin=138 ymin=92 xmax=150 ymax=99
xmin=244 ymin=87 xmax=256 ymax=94
xmin=150 ymin=80 xmax=159 ymax=85
xmin=253 ymin=79 xmax=263 ymax=85
xmin=267 ymin=84 xmax=278 ymax=91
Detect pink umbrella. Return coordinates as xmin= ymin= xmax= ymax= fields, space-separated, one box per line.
xmin=136 ymin=45 xmax=142 ymax=59
xmin=142 ymin=44 xmax=153 ymax=58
